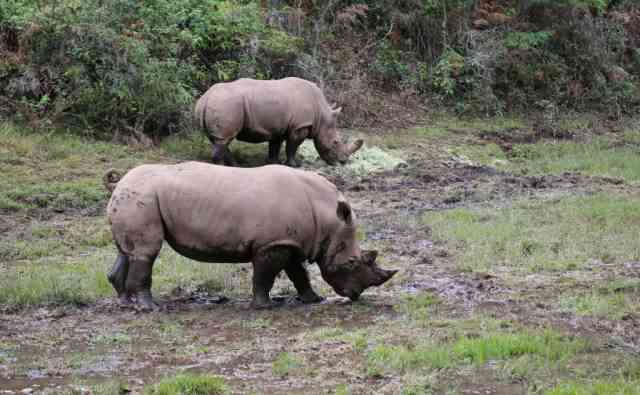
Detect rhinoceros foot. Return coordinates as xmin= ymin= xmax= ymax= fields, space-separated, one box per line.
xmin=250 ymin=299 xmax=278 ymax=310
xmin=285 ymin=157 xmax=302 ymax=168
xmin=132 ymin=291 xmax=159 ymax=312
xmin=296 ymin=289 xmax=324 ymax=304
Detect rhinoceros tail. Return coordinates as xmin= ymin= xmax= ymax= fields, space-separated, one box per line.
xmin=103 ymin=169 xmax=122 ymax=193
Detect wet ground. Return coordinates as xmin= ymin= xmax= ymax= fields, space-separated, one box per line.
xmin=1 ymin=123 xmax=640 ymax=394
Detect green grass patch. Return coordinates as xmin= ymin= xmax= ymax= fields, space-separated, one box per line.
xmin=272 ymin=352 xmax=302 ymax=377
xmin=461 ymin=136 xmax=640 ymax=183
xmin=144 ymin=373 xmax=228 ymax=395
xmin=546 ymin=379 xmax=640 ymax=395
xmin=63 ymin=381 xmax=128 ymax=395
xmin=366 ymin=326 xmax=588 ymax=378
xmin=424 ymin=194 xmax=640 ymax=273
xmin=0 ymin=121 xmax=169 ymax=212
xmin=560 ymin=282 xmax=640 ymax=320
xmin=399 ymin=292 xmax=439 ymax=321
xmin=453 ymin=330 xmax=587 ymax=365
xmin=0 ymin=247 xmax=249 ymax=308
xmin=367 ymin=343 xmax=453 ymax=376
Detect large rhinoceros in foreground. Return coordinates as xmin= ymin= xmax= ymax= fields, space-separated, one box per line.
xmin=105 ymin=162 xmax=396 ymax=310
xmin=193 ymin=77 xmax=363 ymax=167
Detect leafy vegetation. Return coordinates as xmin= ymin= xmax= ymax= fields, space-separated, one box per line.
xmin=2 ymin=0 xmax=639 ymax=136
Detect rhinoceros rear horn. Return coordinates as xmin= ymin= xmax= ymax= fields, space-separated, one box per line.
xmin=347 ymin=139 xmax=364 ymax=156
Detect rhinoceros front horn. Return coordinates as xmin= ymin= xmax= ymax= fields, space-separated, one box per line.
xmin=372 ymin=268 xmax=398 ymax=286
xmin=347 ymin=139 xmax=364 ymax=156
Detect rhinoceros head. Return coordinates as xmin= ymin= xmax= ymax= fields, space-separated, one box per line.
xmin=319 ymin=200 xmax=398 ymax=300
xmin=313 ymin=107 xmax=364 ymax=165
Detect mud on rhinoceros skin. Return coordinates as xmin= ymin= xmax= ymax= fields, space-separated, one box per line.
xmin=193 ymin=77 xmax=363 ymax=167
xmin=104 ymin=162 xmax=397 ymax=311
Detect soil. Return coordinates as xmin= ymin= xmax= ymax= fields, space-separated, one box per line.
xmin=1 ymin=127 xmax=639 ymax=394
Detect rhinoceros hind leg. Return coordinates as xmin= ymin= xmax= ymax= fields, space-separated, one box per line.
xmin=211 ymin=143 xmax=227 ymax=165
xmin=108 ymin=253 xmax=129 ymax=297
xmin=285 ymin=261 xmax=323 ymax=304
xmin=223 ymin=145 xmax=237 ymax=167
xmin=125 ymin=256 xmax=159 ymax=311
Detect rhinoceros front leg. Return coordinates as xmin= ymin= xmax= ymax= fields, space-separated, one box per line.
xmin=285 ymin=261 xmax=323 ymax=304
xmin=285 ymin=127 xmax=309 ymax=167
xmin=267 ymin=138 xmax=283 ymax=164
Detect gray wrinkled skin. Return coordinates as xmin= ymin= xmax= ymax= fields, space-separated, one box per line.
xmin=193 ymin=77 xmax=363 ymax=167
xmin=106 ymin=162 xmax=397 ymax=310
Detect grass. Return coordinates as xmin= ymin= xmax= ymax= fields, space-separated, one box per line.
xmin=0 ymin=248 xmax=249 ymax=307
xmin=366 ymin=327 xmax=587 ymax=377
xmin=452 ymin=330 xmax=587 ymax=365
xmin=367 ymin=343 xmax=453 ymax=376
xmin=559 ymin=283 xmax=640 ymax=320
xmin=546 ymin=379 xmax=640 ymax=395
xmin=62 ymin=381 xmax=129 ymax=395
xmin=459 ymin=137 xmax=640 ymax=183
xmin=399 ymin=292 xmax=440 ymax=321
xmin=271 ymin=352 xmax=302 ymax=378
xmin=424 ymin=194 xmax=640 ymax=273
xmin=144 ymin=374 xmax=228 ymax=395
xmin=0 ymin=122 xmax=166 ymax=211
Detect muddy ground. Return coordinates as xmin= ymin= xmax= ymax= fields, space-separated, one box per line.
xmin=1 ymin=120 xmax=639 ymax=394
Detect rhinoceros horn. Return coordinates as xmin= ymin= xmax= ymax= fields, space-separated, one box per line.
xmin=346 ymin=139 xmax=364 ymax=156
xmin=362 ymin=250 xmax=398 ymax=286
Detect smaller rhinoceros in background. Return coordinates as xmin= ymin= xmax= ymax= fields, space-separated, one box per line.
xmin=105 ymin=162 xmax=396 ymax=310
xmin=193 ymin=77 xmax=363 ymax=167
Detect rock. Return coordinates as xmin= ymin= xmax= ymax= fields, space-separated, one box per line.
xmin=486 ymin=12 xmax=512 ymax=25
xmin=473 ymin=18 xmax=490 ymax=29
xmin=20 ymin=389 xmax=33 ymax=394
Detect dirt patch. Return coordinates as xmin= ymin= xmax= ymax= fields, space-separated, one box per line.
xmin=479 ymin=126 xmax=576 ymax=147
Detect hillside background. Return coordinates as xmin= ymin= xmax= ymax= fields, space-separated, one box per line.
xmin=1 ymin=0 xmax=639 ymax=142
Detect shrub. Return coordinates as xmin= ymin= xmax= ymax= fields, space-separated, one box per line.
xmin=0 ymin=0 xmax=302 ymax=139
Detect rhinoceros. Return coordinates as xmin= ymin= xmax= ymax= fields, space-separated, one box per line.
xmin=193 ymin=77 xmax=363 ymax=167
xmin=105 ymin=162 xmax=396 ymax=310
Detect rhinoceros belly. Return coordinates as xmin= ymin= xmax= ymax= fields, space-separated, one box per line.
xmin=164 ymin=233 xmax=254 ymax=264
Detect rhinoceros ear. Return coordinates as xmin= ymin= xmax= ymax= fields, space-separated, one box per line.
xmin=362 ymin=250 xmax=378 ymax=266
xmin=336 ymin=200 xmax=352 ymax=224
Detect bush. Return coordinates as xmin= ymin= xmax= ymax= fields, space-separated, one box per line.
xmin=0 ymin=0 xmax=302 ymax=139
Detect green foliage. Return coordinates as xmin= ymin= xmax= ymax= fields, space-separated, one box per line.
xmin=432 ymin=49 xmax=464 ymax=97
xmin=371 ymin=41 xmax=410 ymax=85
xmin=0 ymin=0 xmax=301 ymax=137
xmin=504 ymin=31 xmax=554 ymax=50
xmin=144 ymin=374 xmax=228 ymax=395
xmin=422 ymin=0 xmax=475 ymax=17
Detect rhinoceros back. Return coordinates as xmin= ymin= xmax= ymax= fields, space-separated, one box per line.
xmin=108 ymin=162 xmax=339 ymax=264
xmin=195 ymin=78 xmax=329 ymax=144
